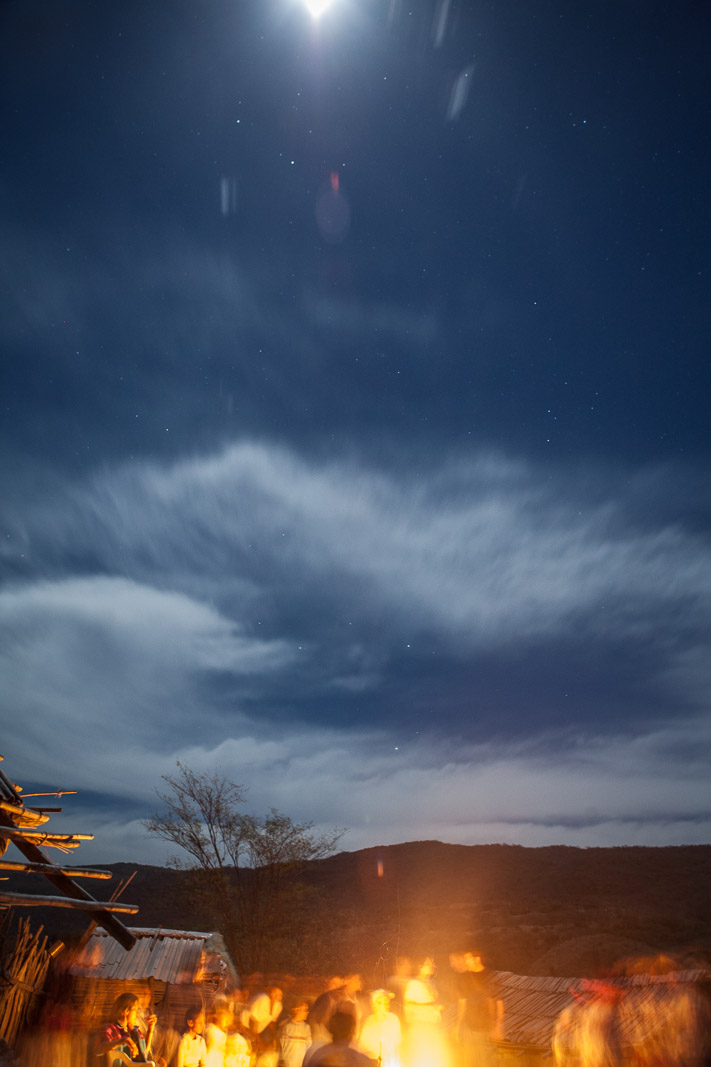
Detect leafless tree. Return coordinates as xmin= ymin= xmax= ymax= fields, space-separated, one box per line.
xmin=145 ymin=762 xmax=343 ymax=973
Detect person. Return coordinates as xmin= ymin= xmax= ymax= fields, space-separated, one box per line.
xmin=96 ymin=993 xmax=155 ymax=1066
xmin=224 ymin=1028 xmax=251 ymax=1067
xmin=150 ymin=998 xmax=181 ymax=1067
xmin=245 ymin=986 xmax=284 ymax=1038
xmin=357 ymin=990 xmax=401 ymax=1067
xmin=279 ymin=1000 xmax=312 ymax=1067
xmin=575 ymin=980 xmax=624 ymax=1067
xmin=553 ymin=988 xmax=592 ymax=1067
xmin=303 ymin=1012 xmax=375 ymax=1067
xmin=402 ymin=958 xmax=449 ymax=1067
xmin=177 ymin=1005 xmax=207 ymax=1067
xmin=308 ymin=977 xmax=361 ymax=1046
xmin=450 ymin=951 xmax=503 ymax=1067
xmin=205 ymin=1000 xmax=233 ymax=1067
xmin=385 ymin=959 xmax=411 ymax=1021
xmin=403 ymin=957 xmax=441 ymax=1026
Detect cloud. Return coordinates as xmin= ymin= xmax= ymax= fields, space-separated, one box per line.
xmin=31 ymin=710 xmax=711 ymax=866
xmin=1 ymin=441 xmax=709 ymax=863
xmin=0 ymin=575 xmax=296 ymax=793
xmin=7 ymin=442 xmax=710 ymax=652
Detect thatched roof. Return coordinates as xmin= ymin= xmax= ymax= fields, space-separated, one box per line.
xmin=490 ymin=968 xmax=711 ymax=1050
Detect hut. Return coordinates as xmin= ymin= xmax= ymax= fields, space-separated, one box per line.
xmin=489 ymin=967 xmax=711 ymax=1066
xmin=67 ymin=927 xmax=238 ymax=1034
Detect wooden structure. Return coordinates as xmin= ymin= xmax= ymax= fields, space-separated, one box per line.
xmin=0 ymin=755 xmax=136 ymax=951
xmin=67 ymin=927 xmax=238 ymax=1033
xmin=489 ymin=968 xmax=711 ymax=1065
xmin=0 ymin=916 xmax=53 ymax=1049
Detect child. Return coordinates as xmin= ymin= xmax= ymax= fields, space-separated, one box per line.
xmin=279 ymin=1001 xmax=312 ymax=1067
xmin=177 ymin=1005 xmax=207 ymax=1067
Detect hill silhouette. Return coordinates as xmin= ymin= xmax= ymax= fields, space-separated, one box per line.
xmin=8 ymin=841 xmax=710 ymax=979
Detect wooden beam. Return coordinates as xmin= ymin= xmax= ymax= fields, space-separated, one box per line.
xmin=0 ymin=827 xmax=93 ymax=848
xmin=0 ymin=860 xmax=112 ymax=880
xmin=0 ymin=891 xmax=138 ymax=914
xmin=0 ymin=811 xmax=136 ymax=951
xmin=0 ymin=800 xmax=49 ymax=828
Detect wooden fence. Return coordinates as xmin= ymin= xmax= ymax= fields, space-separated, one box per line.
xmin=0 ymin=915 xmax=52 ymax=1048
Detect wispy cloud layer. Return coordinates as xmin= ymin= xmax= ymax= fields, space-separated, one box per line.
xmin=2 ymin=441 xmax=709 ymax=861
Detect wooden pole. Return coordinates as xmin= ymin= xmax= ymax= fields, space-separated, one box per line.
xmin=0 ymin=860 xmax=112 ymax=880
xmin=0 ymin=827 xmax=93 ymax=848
xmin=0 ymin=891 xmax=138 ymax=914
xmin=0 ymin=801 xmax=49 ymax=828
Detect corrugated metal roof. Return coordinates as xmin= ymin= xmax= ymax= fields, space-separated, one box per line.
xmin=67 ymin=927 xmax=226 ymax=984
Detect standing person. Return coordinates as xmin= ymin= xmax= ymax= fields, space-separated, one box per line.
xmin=450 ymin=951 xmax=503 ymax=1067
xmin=206 ymin=1000 xmax=234 ymax=1067
xmin=225 ymin=1028 xmax=252 ymax=1067
xmin=403 ymin=957 xmax=441 ymax=1026
xmin=575 ymin=981 xmax=624 ymax=1067
xmin=246 ymin=986 xmax=284 ymax=1039
xmin=386 ymin=959 xmax=412 ymax=1021
xmin=402 ymin=958 xmax=449 ymax=1067
xmin=177 ymin=1005 xmax=208 ymax=1067
xmin=279 ymin=1000 xmax=312 ymax=1067
xmin=358 ymin=990 xmax=401 ymax=1067
xmin=339 ymin=976 xmax=364 ymax=1031
xmin=149 ymin=990 xmax=181 ymax=1067
xmin=304 ymin=1012 xmax=375 ymax=1067
xmin=309 ymin=977 xmax=362 ymax=1046
xmin=308 ymin=980 xmax=345 ymax=1047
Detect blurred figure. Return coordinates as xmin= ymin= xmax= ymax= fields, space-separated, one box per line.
xmin=358 ymin=989 xmax=401 ymax=1067
xmin=577 ymin=982 xmax=624 ymax=1067
xmin=404 ymin=957 xmax=441 ymax=1026
xmin=256 ymin=1027 xmax=280 ymax=1067
xmin=450 ymin=950 xmax=503 ymax=1067
xmin=386 ymin=958 xmax=412 ymax=1020
xmin=18 ymin=987 xmax=88 ymax=1067
xmin=151 ymin=1008 xmax=181 ymax=1067
xmin=552 ymin=989 xmax=590 ymax=1067
xmin=635 ymin=978 xmax=710 ymax=1067
xmin=309 ymin=976 xmax=362 ymax=1045
xmin=402 ymin=958 xmax=449 ymax=1067
xmin=224 ymin=1027 xmax=251 ymax=1067
xmin=553 ymin=981 xmax=623 ymax=1067
xmin=279 ymin=1000 xmax=312 ymax=1067
xmin=304 ymin=1012 xmax=375 ymax=1067
xmin=206 ymin=999 xmax=233 ymax=1067
xmin=245 ymin=985 xmax=283 ymax=1039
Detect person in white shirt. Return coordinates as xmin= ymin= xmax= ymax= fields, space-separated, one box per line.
xmin=358 ymin=990 xmax=401 ymax=1067
xmin=177 ymin=1006 xmax=207 ymax=1067
xmin=244 ymin=987 xmax=283 ymax=1036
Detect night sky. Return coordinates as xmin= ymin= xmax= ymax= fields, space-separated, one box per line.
xmin=1 ymin=0 xmax=709 ymax=864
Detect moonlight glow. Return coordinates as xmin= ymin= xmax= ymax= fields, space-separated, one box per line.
xmin=304 ymin=0 xmax=333 ymax=17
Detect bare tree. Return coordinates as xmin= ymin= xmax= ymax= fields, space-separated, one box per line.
xmin=145 ymin=762 xmax=343 ymax=973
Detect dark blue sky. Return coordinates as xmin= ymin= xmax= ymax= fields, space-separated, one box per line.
xmin=1 ymin=0 xmax=709 ymax=862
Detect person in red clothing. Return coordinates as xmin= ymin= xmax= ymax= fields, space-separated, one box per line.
xmin=96 ymin=993 xmax=155 ymax=1066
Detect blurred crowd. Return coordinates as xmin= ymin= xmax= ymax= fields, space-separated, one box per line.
xmin=12 ymin=950 xmax=711 ymax=1067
